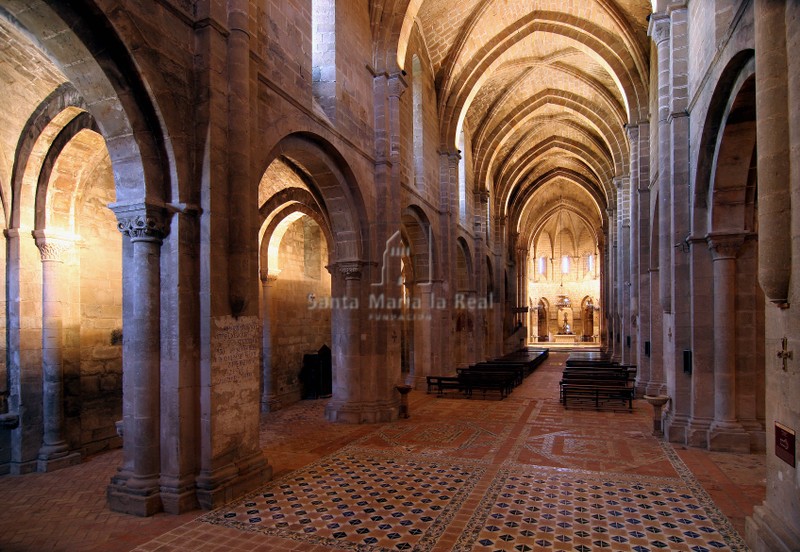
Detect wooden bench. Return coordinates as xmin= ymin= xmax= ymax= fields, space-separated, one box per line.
xmin=559 ymin=364 xmax=635 ymax=411
xmin=560 ymin=383 xmax=634 ymax=411
xmin=426 ymin=375 xmax=463 ymax=395
xmin=468 ymin=362 xmax=526 ymax=386
xmin=457 ymin=369 xmax=515 ymax=399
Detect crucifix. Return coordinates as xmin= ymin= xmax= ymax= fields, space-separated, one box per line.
xmin=777 ymin=336 xmax=793 ymax=371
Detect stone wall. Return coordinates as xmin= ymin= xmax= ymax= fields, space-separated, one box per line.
xmin=75 ymin=167 xmax=122 ymax=456
xmin=271 ymin=216 xmax=331 ymax=408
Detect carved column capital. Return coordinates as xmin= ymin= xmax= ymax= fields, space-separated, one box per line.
xmin=336 ymin=261 xmax=363 ymax=280
xmin=387 ymin=72 xmax=408 ymax=98
xmin=260 ymin=270 xmax=278 ymax=285
xmin=706 ymin=233 xmax=745 ymax=260
xmin=648 ymin=13 xmax=670 ymax=45
xmin=440 ymin=148 xmax=461 ymax=167
xmin=110 ymin=202 xmax=167 ymax=243
xmin=32 ymin=230 xmax=74 ymax=263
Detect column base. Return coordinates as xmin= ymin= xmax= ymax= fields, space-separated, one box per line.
xmin=708 ymin=423 xmax=751 ymax=452
xmin=37 ymin=451 xmax=80 ymax=472
xmin=107 ymin=481 xmax=163 ymax=517
xmin=9 ymin=459 xmax=38 ymax=475
xmin=160 ymin=476 xmax=199 ymax=514
xmin=746 ymin=504 xmax=800 ymax=552
xmin=325 ymin=400 xmax=398 ymax=423
xmin=665 ymin=413 xmax=689 ymax=443
xmin=195 ymin=451 xmax=271 ymax=510
xmin=261 ymin=394 xmax=281 ymax=413
xmin=686 ymin=417 xmax=713 ymax=448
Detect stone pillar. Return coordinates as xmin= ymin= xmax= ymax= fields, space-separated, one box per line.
xmin=707 ymin=234 xmax=748 ymax=452
xmin=260 ymin=272 xmax=279 ymax=412
xmin=649 ymin=12 xmax=672 ymax=313
xmin=628 ymin=126 xmax=640 ymax=368
xmin=754 ymin=0 xmax=790 ymax=306
xmin=325 ymin=261 xmax=381 ymax=423
xmin=516 ymin=245 xmax=527 ymax=337
xmin=226 ymin=0 xmax=255 ymax=318
xmin=616 ymin=176 xmax=631 ymax=363
xmin=33 ymin=231 xmax=80 ymax=472
xmin=412 ymin=282 xmax=433 ymax=387
xmin=107 ymin=206 xmax=166 ymax=516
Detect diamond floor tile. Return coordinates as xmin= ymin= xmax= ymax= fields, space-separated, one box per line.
xmin=201 ymin=451 xmax=484 ymax=551
xmin=453 ymin=463 xmax=747 ymax=552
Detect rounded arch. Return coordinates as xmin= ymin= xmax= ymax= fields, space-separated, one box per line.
xmin=3 ymin=2 xmax=173 ymax=210
xmin=400 ymin=204 xmax=436 ymax=283
xmin=8 ymin=83 xmax=86 ymax=229
xmin=259 ymin=203 xmax=334 ymax=277
xmin=693 ymin=50 xmax=756 ymax=235
xmin=455 ymin=237 xmax=474 ymax=291
xmin=263 ymin=133 xmax=369 ymax=264
xmin=33 ymin=113 xmax=100 ymax=232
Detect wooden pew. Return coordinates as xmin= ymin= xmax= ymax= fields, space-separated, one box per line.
xmin=559 ymin=364 xmax=636 ymax=411
xmin=456 ymin=368 xmax=515 ymax=399
xmin=560 ymin=383 xmax=634 ymax=411
xmin=426 ymin=375 xmax=463 ymax=396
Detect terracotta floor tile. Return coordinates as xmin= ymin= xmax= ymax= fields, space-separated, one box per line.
xmin=0 ymin=352 xmax=764 ymax=551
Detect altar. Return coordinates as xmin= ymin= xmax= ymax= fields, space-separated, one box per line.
xmin=553 ymin=334 xmax=577 ymax=344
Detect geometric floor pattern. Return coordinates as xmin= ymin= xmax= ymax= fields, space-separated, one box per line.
xmin=0 ymin=352 xmax=765 ymax=551
xmin=200 ymin=447 xmax=748 ymax=552
xmin=201 ymin=451 xmax=484 ymax=551
xmin=454 ymin=464 xmax=747 ymax=552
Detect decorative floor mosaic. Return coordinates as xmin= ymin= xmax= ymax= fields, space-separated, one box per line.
xmin=351 ymin=419 xmax=512 ymax=461
xmin=453 ymin=465 xmax=746 ymax=551
xmin=200 ymin=450 xmax=485 ymax=551
xmin=116 ymin=353 xmax=761 ymax=552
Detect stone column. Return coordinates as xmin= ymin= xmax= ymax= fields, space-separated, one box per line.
xmin=226 ymin=0 xmax=255 ymax=317
xmin=628 ymin=126 xmax=640 ymax=367
xmin=649 ymin=12 xmax=672 ymax=313
xmin=107 ymin=206 xmax=166 ymax=516
xmin=707 ymin=233 xmax=748 ymax=452
xmin=325 ymin=261 xmax=369 ymax=423
xmin=754 ymin=0 xmax=790 ymax=306
xmin=260 ymin=272 xmax=278 ymax=412
xmin=33 ymin=231 xmax=80 ymax=472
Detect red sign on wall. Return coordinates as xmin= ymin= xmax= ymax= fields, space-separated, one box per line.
xmin=775 ymin=422 xmax=796 ymax=467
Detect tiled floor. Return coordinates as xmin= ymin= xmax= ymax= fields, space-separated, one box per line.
xmin=0 ymin=353 xmax=765 ymax=551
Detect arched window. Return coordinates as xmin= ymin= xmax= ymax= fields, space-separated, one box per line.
xmin=538 ymin=256 xmax=547 ymax=276
xmin=412 ymin=55 xmax=424 ymax=188
xmin=561 ymin=255 xmax=570 ymax=275
xmin=312 ymin=0 xmax=336 ymax=120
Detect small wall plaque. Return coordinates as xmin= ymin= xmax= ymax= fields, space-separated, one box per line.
xmin=775 ymin=422 xmax=796 ymax=467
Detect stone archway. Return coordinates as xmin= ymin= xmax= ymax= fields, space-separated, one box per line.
xmin=0 ymin=5 xmax=175 ymax=517
xmin=399 ymin=205 xmax=436 ymax=386
xmin=699 ymin=60 xmax=763 ymax=453
xmin=259 ymin=195 xmax=333 ymax=412
xmin=260 ymin=134 xmax=387 ymax=424
xmin=684 ymin=51 xmax=764 ymax=455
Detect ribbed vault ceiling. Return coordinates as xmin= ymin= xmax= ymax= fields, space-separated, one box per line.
xmin=385 ymin=0 xmax=651 ymax=243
